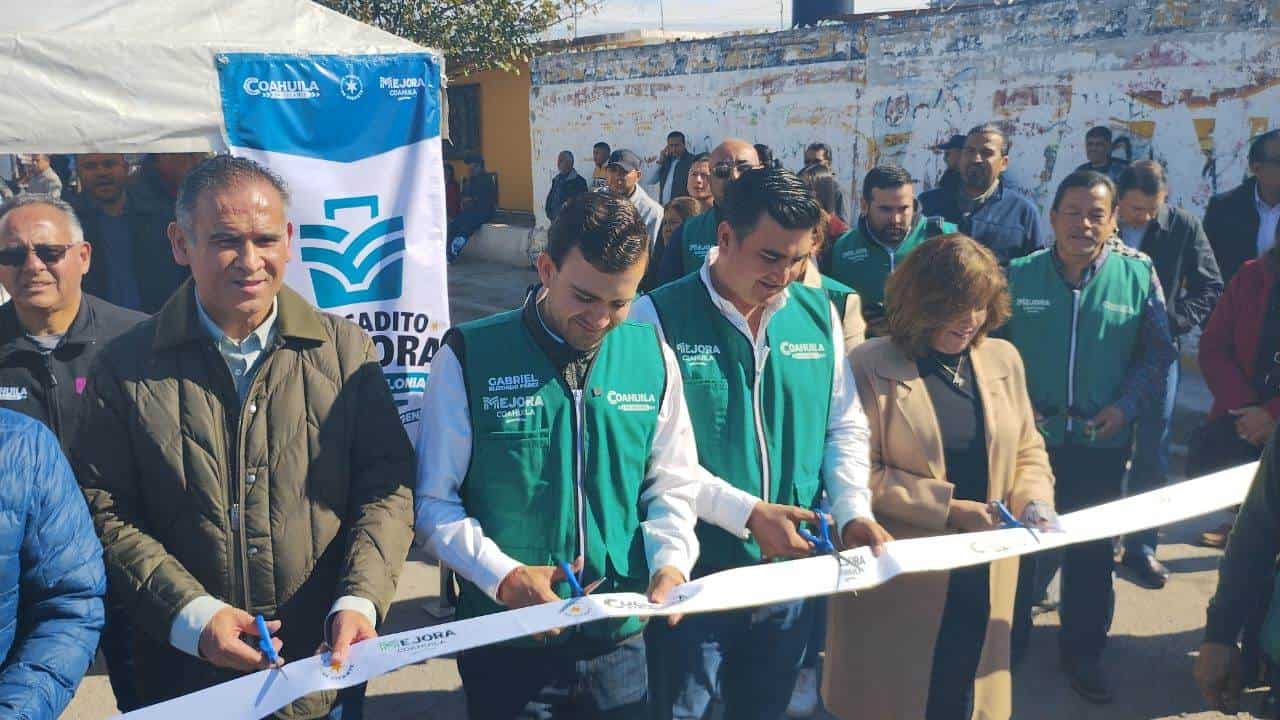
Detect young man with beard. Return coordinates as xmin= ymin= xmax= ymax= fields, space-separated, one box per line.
xmin=823 ymin=165 xmax=956 ymax=336
xmin=632 ymin=167 xmax=892 ymax=720
xmin=920 ymin=124 xmax=1047 ymax=265
xmin=416 ymin=191 xmax=702 ymax=719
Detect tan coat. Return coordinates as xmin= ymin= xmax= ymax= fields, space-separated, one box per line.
xmin=823 ymin=336 xmax=1054 ymax=720
xmin=801 ymin=259 xmax=866 ymax=350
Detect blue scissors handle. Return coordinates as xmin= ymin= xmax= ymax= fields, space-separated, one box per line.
xmin=557 ymin=560 xmax=586 ymax=597
xmin=254 ymin=614 xmax=280 ymax=665
xmin=992 ymin=501 xmax=1040 ymax=544
xmin=800 ymin=511 xmax=837 ymax=555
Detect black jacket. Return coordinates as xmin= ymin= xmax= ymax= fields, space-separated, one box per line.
xmin=655 ymin=152 xmax=695 ymax=202
xmin=1204 ymin=178 xmax=1263 ymax=285
xmin=544 ymin=170 xmax=588 ymax=221
xmin=0 ymin=294 xmax=145 ymax=450
xmin=1137 ymin=205 xmax=1223 ymax=337
xmin=73 ymin=182 xmax=191 ymax=314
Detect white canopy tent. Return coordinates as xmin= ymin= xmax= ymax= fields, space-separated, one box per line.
xmin=0 ymin=0 xmax=439 ymax=154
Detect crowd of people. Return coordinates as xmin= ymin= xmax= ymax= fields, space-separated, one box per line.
xmin=0 ymin=123 xmax=1275 ymax=720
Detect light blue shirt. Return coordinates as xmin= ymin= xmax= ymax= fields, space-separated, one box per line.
xmin=194 ymin=294 xmax=278 ymax=401
xmin=1120 ymin=223 xmax=1146 ymax=251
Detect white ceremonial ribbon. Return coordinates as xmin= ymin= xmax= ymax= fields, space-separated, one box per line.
xmin=117 ymin=462 xmax=1258 ymax=719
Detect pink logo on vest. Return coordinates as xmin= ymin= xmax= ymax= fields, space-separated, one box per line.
xmin=75 ymin=377 xmax=87 ymax=395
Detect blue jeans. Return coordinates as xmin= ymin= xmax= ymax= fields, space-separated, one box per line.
xmin=326 ymin=683 xmax=367 ymax=720
xmin=646 ymin=599 xmax=812 ymax=720
xmin=457 ymin=635 xmax=648 ymax=719
xmin=1124 ymin=357 xmax=1180 ymax=558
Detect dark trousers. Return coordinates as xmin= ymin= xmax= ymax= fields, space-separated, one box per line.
xmin=101 ymin=592 xmax=140 ymax=712
xmin=449 ymin=208 xmax=495 ymax=241
xmin=1124 ymin=358 xmax=1180 ymax=557
xmin=646 ymin=599 xmax=812 ymax=720
xmin=457 ymin=635 xmax=648 ymax=720
xmin=1045 ymin=445 xmax=1130 ymax=663
xmin=925 ymin=565 xmax=990 ymax=720
xmin=326 ymin=684 xmax=368 ymax=720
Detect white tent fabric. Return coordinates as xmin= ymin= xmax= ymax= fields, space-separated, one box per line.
xmin=0 ymin=0 xmax=436 ymax=153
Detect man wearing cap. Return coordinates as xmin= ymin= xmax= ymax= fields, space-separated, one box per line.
xmin=934 ymin=134 xmax=966 ymax=192
xmin=606 ymin=149 xmax=663 ymax=250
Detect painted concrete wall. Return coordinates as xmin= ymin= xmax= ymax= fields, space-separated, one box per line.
xmin=529 ymin=0 xmax=1280 ymax=227
xmin=454 ymin=62 xmax=535 ymax=213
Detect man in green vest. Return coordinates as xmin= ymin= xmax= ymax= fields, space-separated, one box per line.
xmin=1006 ymin=170 xmax=1176 ymax=704
xmin=632 ymin=167 xmax=892 ymax=720
xmin=651 ymin=138 xmax=763 ymax=287
xmin=415 ymin=192 xmax=702 ymax=719
xmin=823 ymin=164 xmax=956 ymax=336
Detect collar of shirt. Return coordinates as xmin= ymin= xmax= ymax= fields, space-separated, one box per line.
xmin=1050 ymin=239 xmax=1114 ymax=289
xmin=1257 ymin=184 xmax=1280 ymax=215
xmin=699 ymin=246 xmax=790 ymax=347
xmin=194 ymin=293 xmax=279 ymax=378
xmin=956 ymin=179 xmax=1000 ymax=213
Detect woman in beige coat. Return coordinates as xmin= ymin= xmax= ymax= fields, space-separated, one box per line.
xmin=822 ymin=234 xmax=1056 ymax=720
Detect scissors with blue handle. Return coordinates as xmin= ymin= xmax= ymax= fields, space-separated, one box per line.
xmin=798 ymin=511 xmax=861 ymax=588
xmin=253 ymin=614 xmax=287 ymax=676
xmin=992 ymin=500 xmax=1040 ymax=544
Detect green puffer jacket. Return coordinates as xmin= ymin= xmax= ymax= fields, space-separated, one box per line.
xmin=74 ymin=282 xmax=415 ymax=718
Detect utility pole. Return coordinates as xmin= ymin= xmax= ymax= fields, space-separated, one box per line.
xmin=659 ymin=0 xmax=666 ymax=32
xmin=779 ymin=0 xmax=785 ymax=30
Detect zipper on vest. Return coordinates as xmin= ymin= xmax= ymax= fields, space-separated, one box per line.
xmin=753 ymin=346 xmax=772 ymax=502
xmin=571 ymin=388 xmax=587 ymax=575
xmin=1066 ymin=288 xmax=1082 ymax=434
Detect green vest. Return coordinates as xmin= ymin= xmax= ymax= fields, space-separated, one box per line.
xmin=648 ymin=274 xmax=835 ymax=573
xmin=1006 ymin=245 xmax=1153 ymax=448
xmin=679 ymin=210 xmax=719 ymax=276
xmin=454 ymin=310 xmax=666 ymax=647
xmin=827 ymin=216 xmax=956 ymax=311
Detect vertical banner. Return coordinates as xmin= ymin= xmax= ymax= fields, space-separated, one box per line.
xmin=215 ymin=52 xmax=447 ymax=439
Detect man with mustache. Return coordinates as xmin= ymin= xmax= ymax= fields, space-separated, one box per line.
xmin=823 ymin=165 xmax=955 ymax=337
xmin=919 ymin=124 xmax=1048 ymax=265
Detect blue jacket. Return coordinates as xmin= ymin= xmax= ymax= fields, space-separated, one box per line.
xmin=918 ymin=180 xmax=1048 ymax=265
xmin=0 ymin=410 xmax=105 ymax=719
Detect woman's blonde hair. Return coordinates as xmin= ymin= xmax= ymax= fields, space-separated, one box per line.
xmin=884 ymin=233 xmax=1012 ymax=358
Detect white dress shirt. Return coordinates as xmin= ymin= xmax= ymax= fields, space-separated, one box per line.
xmin=628 ymin=248 xmax=875 ymax=537
xmin=1257 ymin=185 xmax=1280 ymax=257
xmin=414 ymin=302 xmax=702 ymax=601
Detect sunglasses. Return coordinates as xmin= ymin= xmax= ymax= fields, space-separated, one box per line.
xmin=0 ymin=244 xmax=75 ymax=267
xmin=711 ymin=161 xmax=756 ymax=179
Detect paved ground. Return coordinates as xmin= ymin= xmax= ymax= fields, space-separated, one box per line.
xmin=61 ymin=258 xmax=1263 ymax=719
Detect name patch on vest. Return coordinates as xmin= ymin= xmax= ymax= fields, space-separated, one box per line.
xmin=1103 ymin=300 xmax=1136 ymax=316
xmin=690 ymin=243 xmax=713 ymax=259
xmin=779 ymin=341 xmax=827 ymax=360
xmin=840 ymin=247 xmax=870 ymax=263
xmin=0 ymin=386 xmax=28 ymax=401
xmin=1015 ymin=297 xmax=1052 ymax=315
xmin=488 ymin=373 xmax=542 ymax=391
xmin=676 ymin=342 xmax=722 ymax=367
xmin=607 ymin=390 xmax=657 ymax=413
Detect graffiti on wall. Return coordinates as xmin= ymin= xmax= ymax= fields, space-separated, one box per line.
xmin=529 ymin=0 xmax=1279 ymax=226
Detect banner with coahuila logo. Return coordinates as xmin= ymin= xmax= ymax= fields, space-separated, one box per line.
xmin=216 ymin=53 xmax=447 ymax=437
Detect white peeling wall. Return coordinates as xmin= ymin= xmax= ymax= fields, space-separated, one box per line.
xmin=530 ymin=0 xmax=1279 ymax=228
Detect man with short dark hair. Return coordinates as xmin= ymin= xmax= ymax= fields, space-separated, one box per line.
xmin=653 ymin=138 xmax=763 ymax=286
xmin=448 ymin=155 xmax=499 ymax=262
xmin=1006 ymin=171 xmax=1176 ymax=703
xmin=23 ymin=154 xmax=63 ymax=197
xmin=1114 ymin=160 xmax=1222 ymax=589
xmin=0 ymin=194 xmax=145 ymax=710
xmin=804 ymin=142 xmax=848 ymax=222
xmin=73 ymin=153 xmax=191 ymax=313
xmin=544 ymin=150 xmax=588 ymax=223
xmin=822 ymin=165 xmax=956 ymax=336
xmin=919 ymin=123 xmax=1047 ymax=264
xmin=648 ymin=131 xmax=695 ymax=205
xmin=75 ymin=155 xmax=415 ymax=719
xmin=592 ymin=141 xmax=612 ymax=191
xmin=416 ymin=191 xmax=700 ymax=719
xmin=1077 ymin=126 xmax=1129 ymax=182
xmin=607 ymin=149 xmax=663 ymax=249
xmin=634 ymin=167 xmax=891 ymax=720
xmin=1204 ymin=129 xmax=1280 ymax=284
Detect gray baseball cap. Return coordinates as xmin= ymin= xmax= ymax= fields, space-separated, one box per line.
xmin=607 ymin=149 xmax=642 ymax=173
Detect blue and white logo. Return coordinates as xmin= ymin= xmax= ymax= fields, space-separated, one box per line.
xmin=299 ymin=195 xmax=405 ymax=308
xmin=339 ymin=74 xmax=364 ymax=101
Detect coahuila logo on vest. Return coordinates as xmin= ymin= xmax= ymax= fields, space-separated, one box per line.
xmin=840 ymin=247 xmax=870 ymax=263
xmin=607 ymin=390 xmax=657 ymax=413
xmin=675 ymin=342 xmax=720 ymax=367
xmin=1103 ymin=300 xmax=1136 ymax=316
xmin=0 ymin=386 xmax=28 ymax=401
xmin=779 ymin=341 xmax=827 ymax=360
xmin=488 ymin=374 xmax=541 ymax=392
xmin=241 ymin=77 xmax=320 ymax=100
xmin=377 ymin=629 xmax=457 ymax=655
xmin=1014 ymin=297 xmax=1052 ymax=315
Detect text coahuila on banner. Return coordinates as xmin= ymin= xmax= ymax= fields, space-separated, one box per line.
xmin=216 ymin=52 xmax=449 ymax=437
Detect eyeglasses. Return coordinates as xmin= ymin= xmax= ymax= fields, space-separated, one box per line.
xmin=711 ymin=161 xmax=756 ymax=179
xmin=0 ymin=244 xmax=75 ymax=267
